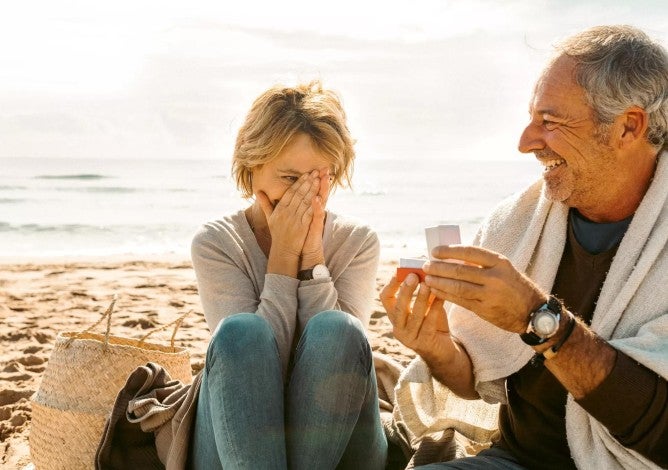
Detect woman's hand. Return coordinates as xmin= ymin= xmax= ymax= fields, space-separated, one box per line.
xmin=257 ymin=170 xmax=321 ymax=277
xmin=300 ymin=168 xmax=330 ymax=270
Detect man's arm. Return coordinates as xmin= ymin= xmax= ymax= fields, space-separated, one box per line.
xmin=380 ymin=274 xmax=479 ymax=399
xmin=537 ymin=313 xmax=616 ymax=399
xmin=423 ymin=244 xmax=668 ymax=465
xmin=422 ymin=245 xmax=619 ymax=398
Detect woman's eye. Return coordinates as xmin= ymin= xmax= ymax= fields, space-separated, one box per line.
xmin=282 ymin=175 xmax=299 ymax=183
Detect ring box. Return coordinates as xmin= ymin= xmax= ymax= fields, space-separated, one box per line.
xmin=396 ymin=224 xmax=462 ymax=282
xmin=425 ymin=225 xmax=461 ymax=260
xmin=396 ymin=258 xmax=426 ymax=282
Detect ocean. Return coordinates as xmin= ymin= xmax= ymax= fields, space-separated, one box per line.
xmin=0 ymin=156 xmax=542 ymax=261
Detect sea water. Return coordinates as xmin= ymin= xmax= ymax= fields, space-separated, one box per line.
xmin=0 ymin=156 xmax=541 ymax=261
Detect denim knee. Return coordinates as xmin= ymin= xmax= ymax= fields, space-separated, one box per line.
xmin=206 ymin=313 xmax=275 ymax=369
xmin=302 ymin=310 xmax=370 ymax=371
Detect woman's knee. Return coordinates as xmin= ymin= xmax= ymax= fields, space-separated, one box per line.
xmin=304 ymin=310 xmax=365 ymax=342
xmin=208 ymin=313 xmax=274 ymax=362
xmin=302 ymin=311 xmax=370 ymax=369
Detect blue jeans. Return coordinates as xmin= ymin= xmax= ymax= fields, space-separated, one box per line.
xmin=191 ymin=310 xmax=388 ymax=470
xmin=415 ymin=446 xmax=527 ymax=469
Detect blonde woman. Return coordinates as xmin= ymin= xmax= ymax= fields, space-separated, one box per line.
xmin=190 ymin=81 xmax=387 ymax=469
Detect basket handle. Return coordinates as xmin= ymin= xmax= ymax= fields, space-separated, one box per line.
xmin=138 ymin=309 xmax=192 ymax=349
xmin=64 ymin=295 xmax=190 ymax=351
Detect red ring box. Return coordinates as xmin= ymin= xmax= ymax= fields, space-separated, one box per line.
xmin=396 ymin=258 xmax=426 ymax=282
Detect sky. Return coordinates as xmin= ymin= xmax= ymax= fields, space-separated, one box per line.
xmin=1 ymin=0 xmax=666 ymax=162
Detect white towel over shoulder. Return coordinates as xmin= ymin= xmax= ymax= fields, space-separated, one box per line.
xmin=395 ymin=152 xmax=668 ymax=469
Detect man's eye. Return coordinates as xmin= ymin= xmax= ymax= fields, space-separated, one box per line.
xmin=543 ymin=120 xmax=559 ymax=130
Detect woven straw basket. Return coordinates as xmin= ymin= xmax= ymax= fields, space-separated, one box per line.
xmin=30 ymin=298 xmax=193 ymax=470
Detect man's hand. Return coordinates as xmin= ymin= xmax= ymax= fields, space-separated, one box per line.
xmin=423 ymin=245 xmax=547 ymax=334
xmin=300 ymin=168 xmax=330 ymax=270
xmin=380 ymin=273 xmax=478 ymax=398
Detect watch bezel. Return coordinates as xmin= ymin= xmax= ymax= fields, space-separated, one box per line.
xmin=520 ymin=296 xmax=562 ymax=346
xmin=311 ymin=264 xmax=330 ymax=279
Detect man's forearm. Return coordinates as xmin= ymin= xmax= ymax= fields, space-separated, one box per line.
xmin=420 ymin=339 xmax=480 ymax=400
xmin=540 ymin=316 xmax=616 ymax=399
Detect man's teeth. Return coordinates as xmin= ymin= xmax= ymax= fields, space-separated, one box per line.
xmin=543 ymin=159 xmax=565 ymax=170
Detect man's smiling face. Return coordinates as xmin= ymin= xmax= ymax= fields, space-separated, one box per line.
xmin=518 ymin=56 xmax=621 ymax=217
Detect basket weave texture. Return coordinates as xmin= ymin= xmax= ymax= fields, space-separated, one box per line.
xmin=30 ymin=314 xmax=192 ymax=470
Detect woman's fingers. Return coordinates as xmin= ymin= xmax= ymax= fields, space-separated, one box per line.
xmin=318 ymin=168 xmax=331 ymax=205
xmin=256 ymin=191 xmax=274 ymax=220
xmin=286 ymin=171 xmax=319 ymax=214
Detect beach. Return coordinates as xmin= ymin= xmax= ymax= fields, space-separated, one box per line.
xmin=0 ymin=257 xmax=413 ymax=469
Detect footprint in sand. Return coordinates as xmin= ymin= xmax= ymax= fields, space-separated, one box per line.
xmin=0 ymin=389 xmax=34 ymax=407
xmin=122 ymin=318 xmax=157 ymax=329
xmin=23 ymin=346 xmax=42 ymax=355
xmin=16 ymin=355 xmax=45 ymax=367
xmin=32 ymin=332 xmax=54 ymax=344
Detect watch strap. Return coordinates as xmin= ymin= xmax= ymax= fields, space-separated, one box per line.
xmin=543 ymin=311 xmax=576 ymax=360
xmin=297 ymin=268 xmax=314 ymax=281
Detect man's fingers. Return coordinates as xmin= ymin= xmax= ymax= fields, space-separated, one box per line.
xmin=431 ymin=245 xmax=506 ymax=268
xmin=423 ymin=260 xmax=484 ymax=285
xmin=394 ymin=274 xmax=419 ymax=328
xmin=380 ymin=276 xmax=401 ymax=325
xmin=425 ymin=298 xmax=449 ymax=333
xmin=425 ymin=275 xmax=484 ymax=301
xmin=405 ymin=282 xmax=430 ymax=335
xmin=428 ymin=285 xmax=482 ymax=313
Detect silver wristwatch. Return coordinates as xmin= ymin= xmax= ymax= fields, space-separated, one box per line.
xmin=297 ymin=264 xmax=330 ymax=281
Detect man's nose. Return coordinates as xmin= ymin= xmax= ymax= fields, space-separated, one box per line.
xmin=518 ymin=122 xmax=545 ymax=154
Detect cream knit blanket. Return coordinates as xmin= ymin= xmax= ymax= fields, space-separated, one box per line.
xmin=394 ymin=152 xmax=668 ymax=469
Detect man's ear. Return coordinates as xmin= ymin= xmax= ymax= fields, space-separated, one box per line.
xmin=617 ymin=106 xmax=649 ymax=148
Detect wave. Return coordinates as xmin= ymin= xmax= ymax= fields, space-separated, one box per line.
xmin=0 ymin=185 xmax=27 ymax=190
xmin=50 ymin=186 xmax=195 ymax=194
xmin=35 ymin=174 xmax=111 ymax=180
xmin=0 ymin=198 xmax=26 ymax=204
xmin=54 ymin=186 xmax=140 ymax=194
xmin=0 ymin=222 xmax=114 ymax=234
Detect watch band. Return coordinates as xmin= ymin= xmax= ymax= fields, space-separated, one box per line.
xmin=297 ymin=264 xmax=329 ymax=281
xmin=531 ymin=311 xmax=576 ymax=366
xmin=543 ymin=311 xmax=576 ymax=360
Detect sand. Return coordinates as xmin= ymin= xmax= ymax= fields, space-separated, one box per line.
xmin=0 ymin=258 xmax=414 ymax=469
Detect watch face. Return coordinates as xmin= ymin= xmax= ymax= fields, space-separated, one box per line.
xmin=312 ymin=264 xmax=330 ymax=279
xmin=534 ymin=310 xmax=559 ymax=336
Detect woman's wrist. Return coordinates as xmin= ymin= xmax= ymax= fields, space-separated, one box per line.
xmin=300 ymin=251 xmax=325 ymax=270
xmin=267 ymin=250 xmax=300 ymax=278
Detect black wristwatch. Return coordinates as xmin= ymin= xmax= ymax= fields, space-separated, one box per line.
xmin=297 ymin=264 xmax=330 ymax=281
xmin=520 ymin=296 xmax=563 ymax=346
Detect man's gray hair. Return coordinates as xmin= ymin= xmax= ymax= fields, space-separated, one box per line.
xmin=557 ymin=25 xmax=668 ymax=152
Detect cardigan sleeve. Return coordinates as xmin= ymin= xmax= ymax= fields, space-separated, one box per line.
xmin=296 ymin=228 xmax=380 ymax=329
xmin=191 ymin=225 xmax=298 ymax=376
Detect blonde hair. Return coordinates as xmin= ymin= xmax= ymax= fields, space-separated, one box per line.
xmin=232 ymin=81 xmax=355 ymax=198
